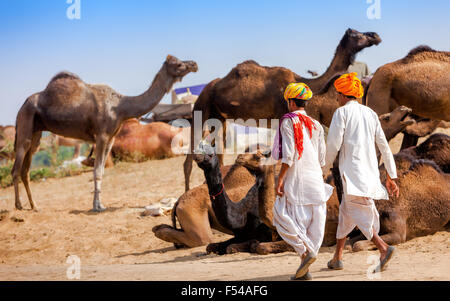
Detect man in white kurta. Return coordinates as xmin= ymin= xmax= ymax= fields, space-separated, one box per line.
xmin=273 ymin=83 xmax=333 ymax=280
xmin=323 ymin=73 xmax=399 ymax=272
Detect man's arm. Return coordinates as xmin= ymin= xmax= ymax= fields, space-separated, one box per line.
xmin=323 ymin=110 xmax=345 ymax=174
xmin=276 ymin=163 xmax=290 ymax=197
xmin=318 ymin=124 xmax=326 ymax=167
xmin=375 ymin=116 xmax=400 ymax=197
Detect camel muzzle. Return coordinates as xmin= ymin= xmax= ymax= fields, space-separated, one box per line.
xmin=364 ymin=32 xmax=382 ymax=45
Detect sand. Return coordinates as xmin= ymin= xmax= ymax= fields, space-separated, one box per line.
xmin=0 ymin=130 xmax=449 ymax=281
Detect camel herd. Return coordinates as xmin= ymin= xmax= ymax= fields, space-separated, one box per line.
xmin=1 ymin=28 xmax=449 ymax=258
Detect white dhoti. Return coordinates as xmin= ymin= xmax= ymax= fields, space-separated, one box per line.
xmin=273 ymin=196 xmax=327 ymax=257
xmin=336 ymin=194 xmax=380 ymax=240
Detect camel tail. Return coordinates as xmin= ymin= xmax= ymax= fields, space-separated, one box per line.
xmin=171 ymin=200 xmax=180 ymax=230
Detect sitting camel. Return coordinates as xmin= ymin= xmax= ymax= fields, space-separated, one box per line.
xmin=193 ymin=148 xmax=273 ymax=255
xmin=347 ymin=156 xmax=450 ymax=251
xmin=82 ymin=119 xmax=190 ymax=167
xmin=398 ymin=133 xmax=450 ymax=173
xmin=152 ymin=106 xmax=416 ymax=250
xmin=152 ymin=161 xmax=256 ymax=248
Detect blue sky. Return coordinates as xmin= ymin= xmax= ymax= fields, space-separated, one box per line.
xmin=0 ymin=0 xmax=449 ymax=125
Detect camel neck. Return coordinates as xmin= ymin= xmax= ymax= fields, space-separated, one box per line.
xmin=299 ymin=42 xmax=356 ymax=93
xmin=259 ymin=166 xmax=275 ymax=204
xmin=117 ymin=64 xmax=176 ymax=120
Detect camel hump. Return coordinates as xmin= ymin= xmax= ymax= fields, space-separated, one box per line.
xmin=49 ymin=71 xmax=81 ymax=83
xmin=409 ymin=159 xmax=443 ymax=174
xmin=407 ymin=45 xmax=436 ymax=57
xmin=240 ymin=60 xmax=260 ymax=66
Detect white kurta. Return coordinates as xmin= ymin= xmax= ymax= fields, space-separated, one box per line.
xmin=273 ymin=110 xmax=333 ymax=257
xmin=323 ymin=101 xmax=397 ymax=240
xmin=279 ymin=111 xmax=334 ymax=205
xmin=323 ymin=101 xmax=397 ymax=200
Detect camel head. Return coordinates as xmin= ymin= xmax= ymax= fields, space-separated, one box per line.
xmin=235 ymin=149 xmax=273 ymax=173
xmin=379 ymin=106 xmax=415 ymax=141
xmin=343 ymin=28 xmax=382 ymax=52
xmin=165 ymin=55 xmax=198 ymax=83
xmin=193 ymin=141 xmax=219 ymax=170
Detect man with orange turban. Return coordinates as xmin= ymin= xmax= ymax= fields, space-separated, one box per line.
xmin=323 ymin=73 xmax=399 ymax=273
xmin=273 ymin=83 xmax=333 ymax=281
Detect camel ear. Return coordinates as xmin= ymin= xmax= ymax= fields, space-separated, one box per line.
xmin=166 ymin=55 xmax=174 ymax=62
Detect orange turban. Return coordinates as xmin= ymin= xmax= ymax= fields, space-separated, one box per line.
xmin=334 ymin=72 xmax=364 ymax=99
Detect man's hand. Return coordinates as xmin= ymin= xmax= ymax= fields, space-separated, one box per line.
xmin=276 ymin=163 xmax=290 ymax=197
xmin=386 ymin=175 xmax=399 ymax=198
xmin=276 ymin=179 xmax=285 ymax=197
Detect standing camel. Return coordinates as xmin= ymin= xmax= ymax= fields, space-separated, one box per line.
xmin=366 ymin=46 xmax=449 ymax=121
xmin=184 ymin=29 xmax=382 ymax=191
xmin=12 ymin=55 xmax=198 ymax=211
xmin=365 ymin=46 xmax=450 ymax=148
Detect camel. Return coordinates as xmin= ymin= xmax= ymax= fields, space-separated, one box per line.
xmin=82 ymin=119 xmax=190 ymax=167
xmin=398 ymin=133 xmax=450 ymax=173
xmin=152 ymin=160 xmax=256 ymax=248
xmin=183 ymin=29 xmax=382 ymax=191
xmin=12 ymin=55 xmax=197 ymax=211
xmin=193 ymin=148 xmax=273 ymax=255
xmin=111 ymin=119 xmax=190 ymax=162
xmin=365 ymin=45 xmax=450 ymax=122
xmin=152 ymin=106 xmax=413 ymax=250
xmin=398 ymin=115 xmax=449 ymax=150
xmin=347 ymin=156 xmax=450 ymax=252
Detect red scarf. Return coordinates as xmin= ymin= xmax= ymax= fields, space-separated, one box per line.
xmin=278 ymin=112 xmax=316 ymax=160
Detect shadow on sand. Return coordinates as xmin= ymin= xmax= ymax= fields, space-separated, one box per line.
xmin=69 ymin=207 xmax=123 ymax=215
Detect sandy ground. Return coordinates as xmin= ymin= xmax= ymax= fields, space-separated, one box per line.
xmin=0 ymin=130 xmax=449 ymax=281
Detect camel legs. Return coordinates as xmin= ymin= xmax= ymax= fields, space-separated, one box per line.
xmin=216 ymin=120 xmax=227 ymax=167
xmin=152 ymin=207 xmax=214 ymax=247
xmin=183 ymin=154 xmax=194 ymax=192
xmin=250 ymin=240 xmax=295 ymax=255
xmin=92 ymin=136 xmax=114 ymax=212
xmin=20 ymin=132 xmax=42 ymax=210
xmin=12 ymin=123 xmax=40 ymax=210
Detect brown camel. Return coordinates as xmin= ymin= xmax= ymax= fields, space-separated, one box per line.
xmin=366 ymin=45 xmax=450 ymax=122
xmin=399 ymin=133 xmax=450 ymax=173
xmin=348 ymin=157 xmax=450 ymax=252
xmin=111 ymin=119 xmax=190 ymax=162
xmin=82 ymin=119 xmax=190 ymax=167
xmin=183 ymin=29 xmax=382 ymax=191
xmin=12 ymin=55 xmax=198 ymax=211
xmin=152 ymin=162 xmax=255 ymax=248
xmin=152 ymin=106 xmax=412 ymax=250
xmin=398 ymin=115 xmax=448 ymax=150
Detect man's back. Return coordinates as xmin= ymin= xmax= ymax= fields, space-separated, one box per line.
xmin=325 ymin=101 xmax=396 ymax=199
